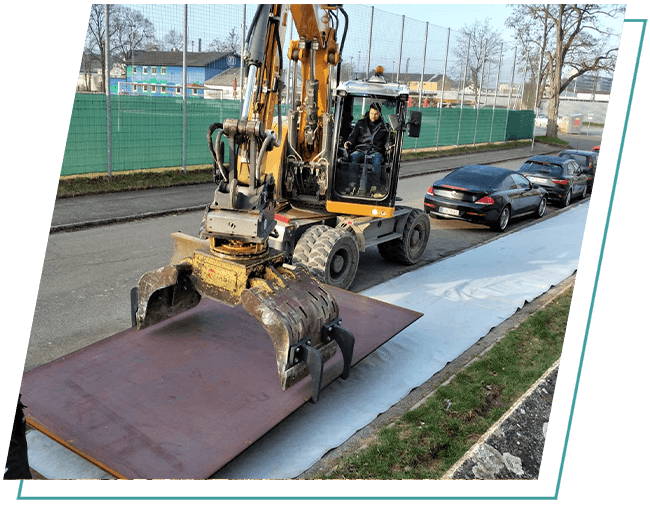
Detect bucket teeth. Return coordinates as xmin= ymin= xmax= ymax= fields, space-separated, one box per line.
xmin=241 ymin=264 xmax=345 ymax=398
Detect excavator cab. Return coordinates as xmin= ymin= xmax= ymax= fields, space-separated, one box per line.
xmin=326 ymin=76 xmax=421 ymax=218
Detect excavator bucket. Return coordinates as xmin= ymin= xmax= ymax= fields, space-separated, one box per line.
xmin=132 ymin=232 xmax=354 ymax=402
xmin=242 ymin=264 xmax=354 ymax=402
xmin=131 ymin=233 xmax=208 ymax=329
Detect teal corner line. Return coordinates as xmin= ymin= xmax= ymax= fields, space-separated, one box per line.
xmin=553 ymin=17 xmax=647 ymax=500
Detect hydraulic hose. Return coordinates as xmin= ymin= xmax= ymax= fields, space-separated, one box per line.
xmin=207 ymin=122 xmax=227 ymax=182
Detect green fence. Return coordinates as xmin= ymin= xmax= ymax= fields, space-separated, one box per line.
xmin=61 ymin=94 xmax=534 ymax=176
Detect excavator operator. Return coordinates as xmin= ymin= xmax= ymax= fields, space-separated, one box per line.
xmin=343 ymin=102 xmax=389 ymax=197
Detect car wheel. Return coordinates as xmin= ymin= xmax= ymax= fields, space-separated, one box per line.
xmin=491 ymin=205 xmax=510 ymax=232
xmin=536 ymin=196 xmax=547 ymax=218
xmin=562 ymin=188 xmax=572 ymax=208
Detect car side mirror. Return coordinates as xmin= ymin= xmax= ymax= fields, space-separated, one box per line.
xmin=407 ymin=110 xmax=422 ymax=138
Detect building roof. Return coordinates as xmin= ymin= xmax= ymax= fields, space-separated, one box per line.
xmin=131 ymin=51 xmax=236 ymax=67
xmin=204 ymin=67 xmax=242 ymax=87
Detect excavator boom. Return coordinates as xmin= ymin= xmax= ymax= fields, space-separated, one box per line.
xmin=134 ymin=4 xmax=354 ymax=402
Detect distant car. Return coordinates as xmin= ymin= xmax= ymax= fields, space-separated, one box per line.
xmin=557 ymin=149 xmax=598 ymax=192
xmin=424 ymin=165 xmax=548 ymax=232
xmin=517 ymin=155 xmax=590 ymax=207
xmin=535 ymin=114 xmax=548 ymax=128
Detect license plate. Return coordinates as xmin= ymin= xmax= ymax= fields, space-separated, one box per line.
xmin=528 ymin=176 xmax=547 ymax=184
xmin=440 ymin=207 xmax=460 ymax=216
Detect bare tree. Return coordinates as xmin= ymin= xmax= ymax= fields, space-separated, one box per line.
xmin=453 ymin=19 xmax=504 ymax=107
xmin=163 ymin=29 xmax=184 ymax=51
xmin=85 ymin=4 xmax=158 ymax=90
xmin=111 ymin=5 xmax=158 ymax=71
xmin=208 ymin=27 xmax=240 ymax=53
xmin=508 ymin=4 xmax=625 ymax=137
xmin=85 ymin=4 xmax=112 ymax=92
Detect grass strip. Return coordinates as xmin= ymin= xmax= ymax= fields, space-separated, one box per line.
xmin=314 ymin=285 xmax=572 ymax=480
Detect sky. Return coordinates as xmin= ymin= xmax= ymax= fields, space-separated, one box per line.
xmin=373 ymin=2 xmax=514 ymax=34
xmin=370 ymin=2 xmax=625 ymax=41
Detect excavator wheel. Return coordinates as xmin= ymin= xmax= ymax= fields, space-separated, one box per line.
xmin=304 ymin=228 xmax=359 ymax=290
xmin=378 ymin=208 xmax=430 ymax=265
xmin=292 ymin=224 xmax=330 ymax=267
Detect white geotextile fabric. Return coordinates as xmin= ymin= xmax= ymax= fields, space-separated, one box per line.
xmin=214 ymin=203 xmax=589 ymax=479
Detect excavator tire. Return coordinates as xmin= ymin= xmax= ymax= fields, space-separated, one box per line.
xmin=292 ymin=224 xmax=330 ymax=267
xmin=305 ymin=228 xmax=359 ymax=290
xmin=378 ymin=208 xmax=430 ymax=265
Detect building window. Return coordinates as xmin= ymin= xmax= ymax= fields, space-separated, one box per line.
xmin=131 ymin=66 xmax=137 ymax=75
xmin=176 ymin=87 xmax=181 ymax=95
xmin=151 ymin=67 xmax=157 ymax=75
xmin=192 ymin=88 xmax=198 ymax=96
xmin=161 ymin=67 xmax=167 ymax=75
xmin=143 ymin=85 xmax=148 ymax=92
xmin=143 ymin=66 xmax=148 ymax=74
xmin=161 ymin=86 xmax=167 ymax=94
xmin=132 ymin=84 xmax=137 ymax=93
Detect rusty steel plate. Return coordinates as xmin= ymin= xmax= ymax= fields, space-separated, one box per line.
xmin=20 ymin=287 xmax=421 ymax=480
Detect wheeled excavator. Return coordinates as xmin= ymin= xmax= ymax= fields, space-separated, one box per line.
xmin=132 ymin=4 xmax=429 ymax=402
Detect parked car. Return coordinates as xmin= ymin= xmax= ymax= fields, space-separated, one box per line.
xmin=424 ymin=165 xmax=548 ymax=232
xmin=517 ymin=155 xmax=589 ymax=207
xmin=557 ymin=149 xmax=598 ymax=192
xmin=535 ymin=114 xmax=548 ymax=128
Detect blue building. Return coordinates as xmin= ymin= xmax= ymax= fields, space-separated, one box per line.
xmin=120 ymin=51 xmax=241 ymax=97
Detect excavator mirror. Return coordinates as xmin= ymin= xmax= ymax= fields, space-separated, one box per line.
xmin=388 ymin=114 xmax=400 ymax=132
xmin=407 ymin=110 xmax=422 ymax=138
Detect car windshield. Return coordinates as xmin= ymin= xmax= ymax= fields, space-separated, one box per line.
xmin=441 ymin=167 xmax=504 ymax=191
xmin=559 ymin=153 xmax=588 ymax=166
xmin=519 ymin=161 xmax=563 ymax=178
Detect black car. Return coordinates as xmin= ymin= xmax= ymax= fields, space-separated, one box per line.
xmin=557 ymin=149 xmax=598 ymax=192
xmin=517 ymin=155 xmax=589 ymax=207
xmin=424 ymin=165 xmax=548 ymax=232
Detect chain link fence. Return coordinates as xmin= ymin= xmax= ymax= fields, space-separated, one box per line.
xmin=64 ymin=4 xmax=533 ymax=176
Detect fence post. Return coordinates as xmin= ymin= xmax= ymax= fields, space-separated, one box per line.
xmin=104 ymin=4 xmax=112 ymax=180
xmin=182 ymin=4 xmax=188 ymax=175
xmin=489 ymin=43 xmax=503 ymax=143
xmin=414 ymin=22 xmax=428 ymax=152
xmin=503 ymin=46 xmax=517 ymax=143
xmin=473 ymin=46 xmax=487 ymax=146
xmin=456 ymin=34 xmax=471 ymax=147
xmin=532 ymin=46 xmax=544 ymax=149
xmin=397 ymin=15 xmax=405 ymax=82
xmin=240 ymin=4 xmax=246 ymax=112
xmin=366 ymin=6 xmax=374 ymax=78
xmin=435 ymin=27 xmax=450 ymax=150
xmin=418 ymin=22 xmax=428 ymax=109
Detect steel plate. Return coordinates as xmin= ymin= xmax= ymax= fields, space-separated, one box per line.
xmin=20 ymin=287 xmax=421 ymax=479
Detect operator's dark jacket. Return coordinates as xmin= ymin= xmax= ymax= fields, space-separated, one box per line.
xmin=346 ymin=112 xmax=389 ymax=155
